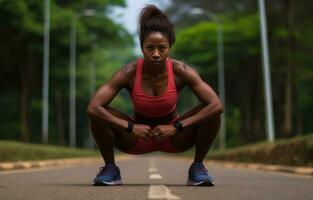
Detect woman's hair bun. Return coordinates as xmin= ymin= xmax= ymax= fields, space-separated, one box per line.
xmin=138 ymin=5 xmax=175 ymax=46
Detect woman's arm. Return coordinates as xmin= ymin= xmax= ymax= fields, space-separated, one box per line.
xmin=178 ymin=63 xmax=224 ymax=128
xmin=87 ymin=64 xmax=134 ymax=130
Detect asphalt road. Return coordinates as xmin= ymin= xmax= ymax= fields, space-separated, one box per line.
xmin=0 ymin=155 xmax=312 ymax=200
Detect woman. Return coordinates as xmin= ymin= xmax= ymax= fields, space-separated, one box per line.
xmin=87 ymin=5 xmax=223 ymax=186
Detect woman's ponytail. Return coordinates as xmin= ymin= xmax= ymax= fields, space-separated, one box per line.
xmin=138 ymin=5 xmax=175 ymax=47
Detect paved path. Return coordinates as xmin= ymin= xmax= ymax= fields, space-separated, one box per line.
xmin=0 ymin=155 xmax=312 ymax=200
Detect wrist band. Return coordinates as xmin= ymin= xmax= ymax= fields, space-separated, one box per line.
xmin=174 ymin=120 xmax=183 ymax=132
xmin=126 ymin=121 xmax=134 ymax=133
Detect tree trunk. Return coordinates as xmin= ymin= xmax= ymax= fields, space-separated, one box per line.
xmin=19 ymin=82 xmax=30 ymax=142
xmin=18 ymin=40 xmax=37 ymax=142
xmin=19 ymin=54 xmax=33 ymax=142
xmin=238 ymin=58 xmax=264 ymax=143
xmin=282 ymin=0 xmax=296 ymax=137
xmin=55 ymin=88 xmax=65 ymax=146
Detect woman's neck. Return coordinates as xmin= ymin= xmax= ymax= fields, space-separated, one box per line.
xmin=142 ymin=60 xmax=166 ymax=76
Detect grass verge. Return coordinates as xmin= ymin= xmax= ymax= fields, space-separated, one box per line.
xmin=0 ymin=140 xmax=100 ymax=162
xmin=174 ymin=134 xmax=313 ymax=167
xmin=2 ymin=134 xmax=312 ymax=167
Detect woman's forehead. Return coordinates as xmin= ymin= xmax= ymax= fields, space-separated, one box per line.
xmin=144 ymin=32 xmax=169 ymax=44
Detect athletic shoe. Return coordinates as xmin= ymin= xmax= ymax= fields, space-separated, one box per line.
xmin=93 ymin=164 xmax=122 ymax=186
xmin=187 ymin=162 xmax=215 ymax=186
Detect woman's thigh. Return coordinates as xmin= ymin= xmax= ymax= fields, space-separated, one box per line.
xmin=104 ymin=107 xmax=138 ymax=152
xmin=170 ymin=126 xmax=197 ymax=152
xmin=168 ymin=104 xmax=205 ymax=152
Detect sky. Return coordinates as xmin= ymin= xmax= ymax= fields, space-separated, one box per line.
xmin=109 ymin=0 xmax=170 ymax=54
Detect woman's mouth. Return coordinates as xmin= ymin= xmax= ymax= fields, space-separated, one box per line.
xmin=151 ymin=61 xmax=162 ymax=65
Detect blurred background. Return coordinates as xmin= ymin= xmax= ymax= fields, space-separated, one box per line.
xmin=0 ymin=0 xmax=312 ymax=150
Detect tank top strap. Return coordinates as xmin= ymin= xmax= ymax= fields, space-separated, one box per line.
xmin=133 ymin=58 xmax=144 ymax=92
xmin=166 ymin=58 xmax=176 ymax=90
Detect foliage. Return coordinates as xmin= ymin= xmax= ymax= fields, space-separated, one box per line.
xmin=168 ymin=0 xmax=313 ymax=147
xmin=0 ymin=0 xmax=135 ymax=146
xmin=1 ymin=0 xmax=313 ymax=150
xmin=173 ymin=14 xmax=264 ymax=145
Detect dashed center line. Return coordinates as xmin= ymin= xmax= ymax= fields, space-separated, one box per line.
xmin=149 ymin=173 xmax=163 ymax=179
xmin=148 ymin=158 xmax=181 ymax=199
xmin=148 ymin=185 xmax=181 ymax=200
xmin=148 ymin=168 xmax=158 ymax=172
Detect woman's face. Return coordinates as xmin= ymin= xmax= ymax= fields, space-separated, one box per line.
xmin=141 ymin=32 xmax=170 ymax=67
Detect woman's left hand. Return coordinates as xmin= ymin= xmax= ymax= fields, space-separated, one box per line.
xmin=152 ymin=125 xmax=177 ymax=140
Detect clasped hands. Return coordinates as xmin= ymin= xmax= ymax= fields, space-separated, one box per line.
xmin=132 ymin=124 xmax=177 ymax=141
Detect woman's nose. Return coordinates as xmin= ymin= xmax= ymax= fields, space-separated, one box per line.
xmin=152 ymin=49 xmax=160 ymax=59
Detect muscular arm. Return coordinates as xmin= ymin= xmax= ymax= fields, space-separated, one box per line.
xmin=177 ymin=63 xmax=224 ymax=128
xmin=87 ymin=64 xmax=134 ymax=130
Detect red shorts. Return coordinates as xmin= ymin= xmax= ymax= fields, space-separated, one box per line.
xmin=126 ymin=115 xmax=180 ymax=154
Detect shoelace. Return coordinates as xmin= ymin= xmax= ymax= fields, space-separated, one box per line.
xmin=96 ymin=166 xmax=115 ymax=177
xmin=193 ymin=163 xmax=208 ymax=175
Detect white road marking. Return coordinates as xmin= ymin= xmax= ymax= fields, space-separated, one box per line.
xmin=149 ymin=173 xmax=163 ymax=179
xmin=148 ymin=167 xmax=158 ymax=172
xmin=148 ymin=185 xmax=180 ymax=200
xmin=148 ymin=158 xmax=180 ymax=199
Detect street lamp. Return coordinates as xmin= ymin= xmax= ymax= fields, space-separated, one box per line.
xmin=258 ymin=0 xmax=275 ymax=142
xmin=42 ymin=0 xmax=50 ymax=144
xmin=191 ymin=8 xmax=226 ymax=149
xmin=69 ymin=9 xmax=96 ymax=147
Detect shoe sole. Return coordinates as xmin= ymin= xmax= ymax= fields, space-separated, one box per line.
xmin=93 ymin=179 xmax=123 ymax=186
xmin=187 ymin=179 xmax=215 ymax=186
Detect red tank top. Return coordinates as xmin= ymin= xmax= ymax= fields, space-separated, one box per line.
xmin=131 ymin=58 xmax=178 ymax=118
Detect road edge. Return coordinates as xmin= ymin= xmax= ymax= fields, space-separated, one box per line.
xmin=0 ymin=155 xmax=131 ymax=171
xmin=153 ymin=155 xmax=313 ymax=177
xmin=204 ymin=160 xmax=313 ymax=176
xmin=1 ymin=155 xmax=312 ymax=177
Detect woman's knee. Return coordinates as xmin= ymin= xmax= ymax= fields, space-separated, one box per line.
xmin=208 ymin=114 xmax=221 ymax=130
xmin=88 ymin=116 xmax=109 ymax=129
xmin=199 ymin=114 xmax=221 ymax=129
xmin=88 ymin=118 xmax=113 ymax=140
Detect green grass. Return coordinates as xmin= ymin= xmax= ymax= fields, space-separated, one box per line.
xmin=0 ymin=140 xmax=100 ymax=162
xmin=173 ymin=134 xmax=313 ymax=167
xmin=2 ymin=134 xmax=313 ymax=166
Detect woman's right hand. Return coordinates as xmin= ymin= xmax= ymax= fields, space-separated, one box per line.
xmin=132 ymin=124 xmax=154 ymax=141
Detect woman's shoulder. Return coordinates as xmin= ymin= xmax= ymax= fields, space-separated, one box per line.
xmin=171 ymin=58 xmax=202 ymax=87
xmin=114 ymin=60 xmax=137 ymax=81
xmin=171 ymin=58 xmax=194 ymax=75
xmin=117 ymin=61 xmax=137 ymax=91
xmin=171 ymin=59 xmax=193 ymax=89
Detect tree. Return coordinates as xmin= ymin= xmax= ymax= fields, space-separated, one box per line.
xmin=167 ymin=0 xmax=313 ymax=146
xmin=0 ymin=0 xmax=134 ymax=146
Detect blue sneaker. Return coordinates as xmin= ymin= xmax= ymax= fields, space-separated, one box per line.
xmin=93 ymin=164 xmax=122 ymax=186
xmin=187 ymin=162 xmax=215 ymax=186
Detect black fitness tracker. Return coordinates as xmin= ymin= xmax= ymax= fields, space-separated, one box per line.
xmin=126 ymin=121 xmax=134 ymax=133
xmin=174 ymin=120 xmax=184 ymax=132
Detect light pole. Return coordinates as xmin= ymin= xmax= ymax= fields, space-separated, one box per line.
xmin=191 ymin=8 xmax=226 ymax=149
xmin=258 ymin=0 xmax=275 ymax=142
xmin=87 ymin=43 xmax=97 ymax=149
xmin=42 ymin=0 xmax=50 ymax=144
xmin=69 ymin=9 xmax=96 ymax=147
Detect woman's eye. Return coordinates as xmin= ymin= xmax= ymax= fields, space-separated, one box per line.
xmin=160 ymin=47 xmax=166 ymax=51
